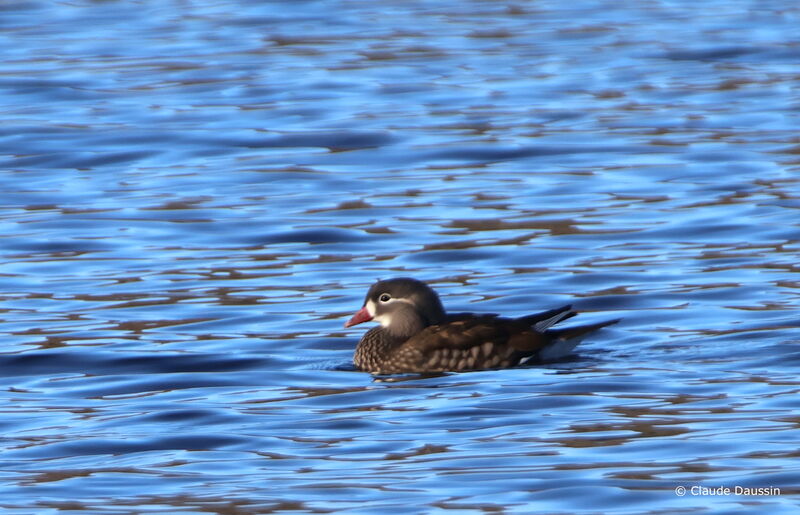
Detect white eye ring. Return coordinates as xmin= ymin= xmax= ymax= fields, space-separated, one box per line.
xmin=379 ymin=293 xmax=391 ymax=303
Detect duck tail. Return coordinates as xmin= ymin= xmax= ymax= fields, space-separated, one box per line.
xmin=520 ymin=304 xmax=577 ymax=331
xmin=538 ymin=317 xmax=621 ymax=361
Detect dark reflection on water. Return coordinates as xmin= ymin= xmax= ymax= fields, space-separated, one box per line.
xmin=1 ymin=0 xmax=800 ymax=513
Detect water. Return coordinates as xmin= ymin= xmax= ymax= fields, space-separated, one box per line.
xmin=1 ymin=0 xmax=799 ymax=513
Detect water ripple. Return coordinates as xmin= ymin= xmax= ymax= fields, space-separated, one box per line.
xmin=1 ymin=0 xmax=799 ymax=512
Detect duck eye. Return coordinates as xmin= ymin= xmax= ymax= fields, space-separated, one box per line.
xmin=379 ymin=293 xmax=391 ymax=303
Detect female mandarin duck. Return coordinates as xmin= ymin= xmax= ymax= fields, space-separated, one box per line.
xmin=345 ymin=277 xmax=620 ymax=375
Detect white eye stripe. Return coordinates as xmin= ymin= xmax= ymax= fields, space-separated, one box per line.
xmin=366 ymin=297 xmax=412 ymax=313
xmin=382 ymin=297 xmax=414 ymax=306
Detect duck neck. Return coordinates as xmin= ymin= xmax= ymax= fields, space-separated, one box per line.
xmin=383 ymin=310 xmax=427 ymax=340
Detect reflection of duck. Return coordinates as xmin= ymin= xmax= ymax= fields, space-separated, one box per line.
xmin=345 ymin=277 xmax=619 ymax=375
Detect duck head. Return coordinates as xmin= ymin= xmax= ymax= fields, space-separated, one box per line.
xmin=344 ymin=277 xmax=447 ymax=338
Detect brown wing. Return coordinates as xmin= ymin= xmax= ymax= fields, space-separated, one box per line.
xmin=398 ymin=315 xmax=552 ymax=372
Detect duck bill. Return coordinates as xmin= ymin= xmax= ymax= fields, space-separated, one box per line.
xmin=344 ymin=306 xmax=373 ymax=327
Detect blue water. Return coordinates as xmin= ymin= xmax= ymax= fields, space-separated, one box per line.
xmin=1 ymin=1 xmax=799 ymax=513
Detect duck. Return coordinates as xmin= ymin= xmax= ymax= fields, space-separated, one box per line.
xmin=344 ymin=277 xmax=619 ymax=374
